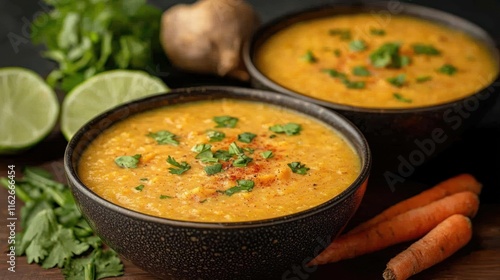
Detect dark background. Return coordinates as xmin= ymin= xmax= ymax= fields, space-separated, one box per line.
xmin=1 ymin=0 xmax=499 ymax=202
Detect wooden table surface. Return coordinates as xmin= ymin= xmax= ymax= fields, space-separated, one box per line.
xmin=0 ymin=126 xmax=499 ymax=280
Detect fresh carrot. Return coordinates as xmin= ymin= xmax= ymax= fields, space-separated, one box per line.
xmin=347 ymin=174 xmax=481 ymax=235
xmin=382 ymin=214 xmax=473 ymax=280
xmin=310 ymin=191 xmax=479 ymax=265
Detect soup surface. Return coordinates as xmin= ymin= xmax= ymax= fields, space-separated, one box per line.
xmin=255 ymin=14 xmax=498 ymax=108
xmin=78 ymin=99 xmax=361 ymax=222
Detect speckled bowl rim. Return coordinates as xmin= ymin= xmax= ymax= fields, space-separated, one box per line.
xmin=243 ymin=1 xmax=500 ymax=114
xmin=64 ymin=86 xmax=371 ymax=229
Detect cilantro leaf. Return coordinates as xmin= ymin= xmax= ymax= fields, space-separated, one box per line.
xmin=334 ymin=49 xmax=341 ymax=57
xmin=207 ymin=130 xmax=225 ymax=142
xmin=352 ymin=66 xmax=371 ymax=77
xmin=228 ymin=142 xmax=244 ymax=155
xmin=369 ymin=42 xmax=409 ymax=68
xmin=386 ymin=74 xmax=407 ymax=87
xmin=416 ymin=76 xmax=432 ymax=83
xmin=343 ymin=79 xmax=366 ymax=89
xmin=438 ymin=64 xmax=457 ymax=75
xmin=160 ymin=195 xmax=174 ymax=199
xmin=147 ymin=130 xmax=179 ymax=146
xmin=321 ymin=69 xmax=347 ymax=80
xmin=370 ymin=28 xmax=386 ymax=36
xmin=214 ymin=150 xmax=232 ymax=161
xmin=205 ymin=163 xmax=223 ymax=175
xmin=114 ymin=154 xmax=141 ymax=168
xmin=135 ymin=184 xmax=144 ymax=191
xmin=233 ymin=154 xmax=253 ymax=167
xmin=302 ymin=50 xmax=317 ymax=63
xmin=269 ymin=123 xmax=302 ymax=135
xmin=42 ymin=227 xmax=90 ymax=269
xmin=349 ymin=40 xmax=367 ymax=52
xmin=192 ymin=144 xmax=218 ymax=163
xmin=63 ymin=249 xmax=124 ymax=280
xmin=238 ymin=132 xmax=257 ymax=143
xmin=393 ymin=93 xmax=413 ymax=103
xmin=328 ymin=29 xmax=351 ymax=40
xmin=261 ymin=151 xmax=273 ymax=159
xmin=213 ymin=116 xmax=238 ymax=128
xmin=287 ymin=162 xmax=310 ymax=175
xmin=412 ymin=44 xmax=441 ymax=55
xmin=166 ymin=156 xmax=191 ymax=175
xmin=222 ymin=180 xmax=255 ymax=196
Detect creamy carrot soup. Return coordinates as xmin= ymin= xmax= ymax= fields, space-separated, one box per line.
xmin=78 ymin=99 xmax=360 ymax=222
xmin=255 ymin=14 xmax=498 ymax=108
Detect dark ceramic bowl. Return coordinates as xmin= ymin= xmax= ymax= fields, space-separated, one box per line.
xmin=64 ymin=86 xmax=371 ymax=280
xmin=243 ymin=2 xmax=500 ymax=175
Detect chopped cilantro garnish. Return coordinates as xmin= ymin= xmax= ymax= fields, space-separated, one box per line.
xmin=269 ymin=123 xmax=302 ymax=135
xmin=387 ymin=74 xmax=407 ymax=87
xmin=334 ymin=49 xmax=341 ymax=57
xmin=192 ymin=144 xmax=218 ymax=163
xmin=349 ymin=40 xmax=367 ymax=52
xmin=140 ymin=178 xmax=148 ymax=181
xmin=238 ymin=132 xmax=257 ymax=143
xmin=204 ymin=163 xmax=223 ymax=175
xmin=222 ymin=180 xmax=255 ymax=196
xmin=393 ymin=93 xmax=413 ymax=103
xmin=214 ymin=150 xmax=232 ymax=161
xmin=416 ymin=76 xmax=432 ymax=83
xmin=160 ymin=195 xmax=173 ymax=199
xmin=369 ymin=42 xmax=410 ymax=68
xmin=370 ymin=28 xmax=386 ymax=36
xmin=287 ymin=162 xmax=310 ymax=175
xmin=166 ymin=156 xmax=191 ymax=175
xmin=412 ymin=44 xmax=441 ymax=55
xmin=302 ymin=50 xmax=317 ymax=63
xmin=269 ymin=134 xmax=277 ymax=139
xmin=233 ymin=154 xmax=253 ymax=167
xmin=200 ymin=199 xmax=208 ymax=203
xmin=228 ymin=142 xmax=244 ymax=155
xmin=343 ymin=79 xmax=366 ymax=89
xmin=261 ymin=151 xmax=273 ymax=159
xmin=352 ymin=66 xmax=371 ymax=77
xmin=322 ymin=68 xmax=347 ymax=79
xmin=114 ymin=154 xmax=141 ymax=168
xmin=147 ymin=130 xmax=179 ymax=146
xmin=213 ymin=116 xmax=238 ymax=128
xmin=207 ymin=130 xmax=225 ymax=142
xmin=135 ymin=185 xmax=144 ymax=191
xmin=328 ymin=28 xmax=351 ymax=40
xmin=243 ymin=147 xmax=255 ymax=154
xmin=228 ymin=142 xmax=252 ymax=167
xmin=438 ymin=64 xmax=457 ymax=75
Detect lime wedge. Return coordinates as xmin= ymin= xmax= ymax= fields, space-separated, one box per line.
xmin=61 ymin=70 xmax=169 ymax=140
xmin=0 ymin=67 xmax=59 ymax=154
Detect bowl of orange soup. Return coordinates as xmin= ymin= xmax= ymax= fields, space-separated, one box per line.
xmin=64 ymin=86 xmax=371 ymax=280
xmin=244 ymin=2 xmax=499 ymax=175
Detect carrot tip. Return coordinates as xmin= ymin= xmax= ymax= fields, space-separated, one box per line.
xmin=382 ymin=268 xmax=397 ymax=280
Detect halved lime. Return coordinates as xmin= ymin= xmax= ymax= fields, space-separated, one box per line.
xmin=0 ymin=67 xmax=59 ymax=154
xmin=61 ymin=70 xmax=169 ymax=140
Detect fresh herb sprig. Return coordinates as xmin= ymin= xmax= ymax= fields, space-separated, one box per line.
xmin=167 ymin=156 xmax=191 ymax=174
xmin=31 ymin=0 xmax=162 ymax=91
xmin=0 ymin=167 xmax=124 ymax=279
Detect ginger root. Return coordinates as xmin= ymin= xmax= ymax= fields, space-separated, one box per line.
xmin=160 ymin=0 xmax=260 ymax=81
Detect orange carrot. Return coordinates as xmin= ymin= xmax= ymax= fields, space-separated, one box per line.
xmin=310 ymin=191 xmax=478 ymax=265
xmin=383 ymin=214 xmax=473 ymax=280
xmin=347 ymin=174 xmax=481 ymax=235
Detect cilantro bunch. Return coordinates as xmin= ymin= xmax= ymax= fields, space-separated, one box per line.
xmin=0 ymin=167 xmax=123 ymax=279
xmin=31 ymin=0 xmax=162 ymax=92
